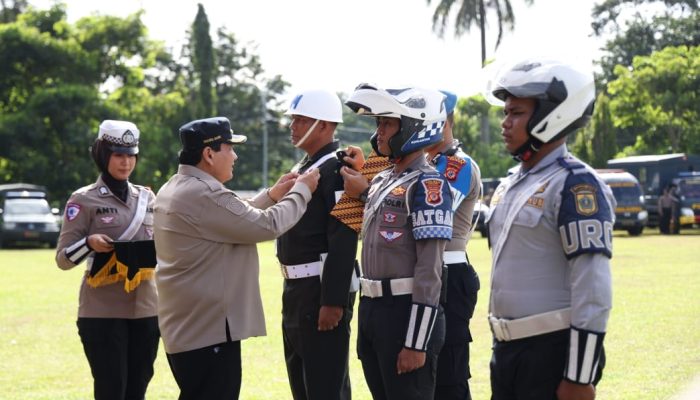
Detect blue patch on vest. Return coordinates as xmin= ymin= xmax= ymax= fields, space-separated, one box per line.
xmin=410 ymin=172 xmax=453 ymax=240
xmin=558 ymin=170 xmax=613 ymax=259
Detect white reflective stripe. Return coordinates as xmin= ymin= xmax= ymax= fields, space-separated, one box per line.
xmin=443 ymin=251 xmax=467 ymax=264
xmin=359 ymin=277 xmax=413 ymax=298
xmin=280 ymin=261 xmax=322 ymax=279
xmin=489 ymin=308 xmax=571 ymax=342
xmin=414 ymin=307 xmax=433 ymax=350
xmin=405 ymin=304 xmax=418 ymax=348
xmin=118 ymin=189 xmax=149 ymax=241
xmin=567 ymin=329 xmax=579 ymax=381
xmin=66 ymin=237 xmax=90 ymax=264
xmin=579 ymin=333 xmax=598 ymax=382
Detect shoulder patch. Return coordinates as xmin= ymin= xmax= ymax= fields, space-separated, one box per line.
xmin=558 ymin=171 xmax=613 ymax=259
xmin=65 ymin=203 xmax=81 ymax=222
xmin=410 ymin=173 xmax=453 ymax=240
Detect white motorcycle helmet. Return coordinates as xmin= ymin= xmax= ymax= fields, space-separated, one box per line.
xmin=486 ymin=58 xmax=595 ymax=161
xmin=345 ymin=84 xmax=446 ymax=159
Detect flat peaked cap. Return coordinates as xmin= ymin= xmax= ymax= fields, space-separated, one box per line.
xmin=179 ymin=117 xmax=247 ymax=151
xmin=98 ymin=120 xmax=140 ymax=155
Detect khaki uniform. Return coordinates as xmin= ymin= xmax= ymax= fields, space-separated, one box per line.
xmin=55 ymin=176 xmax=157 ymax=319
xmin=154 ymin=165 xmax=312 ymax=354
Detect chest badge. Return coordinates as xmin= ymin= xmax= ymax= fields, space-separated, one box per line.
xmin=379 ymin=230 xmax=403 ymax=242
xmin=391 ymin=186 xmax=406 ymax=196
xmin=100 ymin=216 xmax=116 ymax=224
xmin=383 ymin=212 xmax=397 ymax=223
xmin=571 ymin=184 xmax=598 ymax=216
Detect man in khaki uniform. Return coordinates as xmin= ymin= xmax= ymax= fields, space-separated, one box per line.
xmin=154 ymin=117 xmax=319 ymax=400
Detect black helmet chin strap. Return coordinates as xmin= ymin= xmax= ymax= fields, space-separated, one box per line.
xmin=511 ymin=135 xmax=543 ymax=163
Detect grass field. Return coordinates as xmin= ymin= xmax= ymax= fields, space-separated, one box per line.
xmin=1 ymin=230 xmax=699 ymax=399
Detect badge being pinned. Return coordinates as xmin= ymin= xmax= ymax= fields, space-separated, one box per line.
xmin=571 ymin=184 xmax=598 ymax=216
xmin=422 ymin=179 xmax=444 ymax=207
xmin=66 ymin=203 xmax=81 ymax=221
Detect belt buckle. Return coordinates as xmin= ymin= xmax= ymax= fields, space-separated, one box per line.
xmin=490 ymin=317 xmax=511 ymax=341
xmin=280 ymin=265 xmax=289 ymax=279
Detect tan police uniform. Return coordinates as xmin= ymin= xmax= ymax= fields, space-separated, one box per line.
xmin=154 ymin=164 xmax=312 ymax=354
xmin=55 ymin=175 xmax=157 ymax=318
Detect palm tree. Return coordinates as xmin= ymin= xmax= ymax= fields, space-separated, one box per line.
xmin=427 ymin=0 xmax=534 ymax=144
xmin=427 ymin=0 xmax=533 ymax=66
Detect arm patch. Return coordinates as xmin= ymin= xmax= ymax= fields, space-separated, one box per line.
xmin=558 ymin=172 xmax=613 ymax=259
xmin=435 ymin=153 xmax=472 ymax=210
xmin=410 ymin=172 xmax=453 ymax=240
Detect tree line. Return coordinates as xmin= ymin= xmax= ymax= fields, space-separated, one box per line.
xmin=0 ymin=1 xmax=698 ymax=206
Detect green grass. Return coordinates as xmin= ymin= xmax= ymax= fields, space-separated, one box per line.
xmin=1 ymin=230 xmax=699 ymax=399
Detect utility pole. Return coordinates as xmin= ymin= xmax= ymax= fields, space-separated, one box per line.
xmin=259 ymin=87 xmax=269 ymax=188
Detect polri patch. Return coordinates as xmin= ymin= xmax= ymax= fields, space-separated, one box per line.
xmin=66 ymin=203 xmax=81 ymax=221
xmin=445 ymin=157 xmax=466 ymax=181
xmin=422 ymin=178 xmax=444 ymax=207
xmin=571 ymin=184 xmax=598 ymax=216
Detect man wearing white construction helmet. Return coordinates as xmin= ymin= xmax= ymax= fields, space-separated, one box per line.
xmin=485 ymin=59 xmax=614 ymax=400
xmin=342 ymin=84 xmax=452 ymax=399
xmin=276 ymin=89 xmax=358 ymax=400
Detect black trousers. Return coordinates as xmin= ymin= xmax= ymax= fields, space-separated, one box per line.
xmin=358 ymin=294 xmax=445 ymax=400
xmin=167 ymin=340 xmax=242 ymax=400
xmin=436 ymin=262 xmax=480 ymax=400
xmin=76 ymin=316 xmax=160 ymax=400
xmin=490 ymin=330 xmax=606 ymax=400
xmin=282 ymin=277 xmax=354 ymax=400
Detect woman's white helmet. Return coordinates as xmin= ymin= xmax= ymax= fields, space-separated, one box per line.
xmin=345 ymin=84 xmax=446 ymax=159
xmin=285 ymin=89 xmax=343 ymax=123
xmin=486 ymin=58 xmax=595 ymax=145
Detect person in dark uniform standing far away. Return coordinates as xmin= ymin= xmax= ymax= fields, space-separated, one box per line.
xmin=153 ymin=117 xmax=320 ymax=400
xmin=425 ymin=90 xmax=482 ymax=400
xmin=485 ymin=58 xmax=615 ymax=400
xmin=340 ymin=84 xmax=452 ymax=400
xmin=277 ymin=89 xmax=358 ymax=400
xmin=55 ymin=120 xmax=160 ymax=400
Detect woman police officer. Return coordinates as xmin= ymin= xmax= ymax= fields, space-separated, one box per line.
xmin=55 ymin=120 xmax=159 ymax=400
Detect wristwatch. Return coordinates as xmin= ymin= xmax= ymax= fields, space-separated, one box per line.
xmin=358 ymin=187 xmax=370 ymax=203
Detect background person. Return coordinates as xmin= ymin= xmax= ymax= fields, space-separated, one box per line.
xmin=425 ymin=90 xmax=482 ymax=400
xmin=277 ymin=90 xmax=358 ymax=400
xmin=658 ymin=184 xmax=679 ymax=234
xmin=342 ymin=84 xmax=452 ymax=400
xmin=485 ymin=59 xmax=615 ymax=400
xmin=153 ymin=117 xmax=319 ymax=400
xmin=55 ymin=120 xmax=159 ymax=400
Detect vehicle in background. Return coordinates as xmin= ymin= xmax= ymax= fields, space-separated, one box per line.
xmin=607 ymin=153 xmax=700 ymax=229
xmin=597 ymin=170 xmax=647 ymax=236
xmin=673 ymin=171 xmax=700 ymax=228
xmin=0 ymin=183 xmax=61 ymax=248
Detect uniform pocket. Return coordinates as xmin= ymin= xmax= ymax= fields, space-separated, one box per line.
xmin=511 ymin=206 xmax=543 ymax=228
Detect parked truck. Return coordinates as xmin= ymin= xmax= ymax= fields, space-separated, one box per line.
xmin=606 ymin=153 xmax=700 ymax=229
xmin=597 ymin=170 xmax=648 ymax=236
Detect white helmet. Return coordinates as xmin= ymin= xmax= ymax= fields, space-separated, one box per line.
xmin=486 ymin=58 xmax=595 ymax=154
xmin=285 ymin=89 xmax=343 ymax=123
xmin=345 ymin=84 xmax=446 ymax=159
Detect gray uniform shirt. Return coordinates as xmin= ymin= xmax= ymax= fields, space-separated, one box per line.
xmin=361 ymin=157 xmax=449 ymax=306
xmin=55 ymin=176 xmax=157 ymax=319
xmin=488 ymin=145 xmax=614 ymax=333
xmin=154 ymin=165 xmax=312 ymax=354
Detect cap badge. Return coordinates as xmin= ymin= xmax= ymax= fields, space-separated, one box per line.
xmin=122 ymin=130 xmax=135 ymax=145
